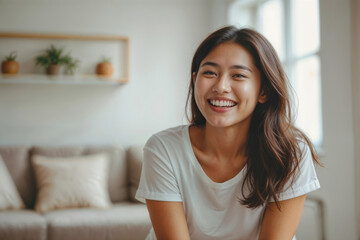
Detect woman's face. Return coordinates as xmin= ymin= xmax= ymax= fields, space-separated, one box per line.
xmin=193 ymin=42 xmax=267 ymax=129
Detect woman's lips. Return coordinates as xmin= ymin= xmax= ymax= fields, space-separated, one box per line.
xmin=207 ymin=99 xmax=236 ymax=113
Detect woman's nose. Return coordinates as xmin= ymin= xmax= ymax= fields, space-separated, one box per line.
xmin=212 ymin=74 xmax=231 ymax=93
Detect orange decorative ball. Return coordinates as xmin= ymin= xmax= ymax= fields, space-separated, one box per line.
xmin=1 ymin=60 xmax=19 ymax=74
xmin=96 ymin=62 xmax=114 ymax=77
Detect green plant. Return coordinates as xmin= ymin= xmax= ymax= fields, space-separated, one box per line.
xmin=64 ymin=57 xmax=80 ymax=75
xmin=4 ymin=51 xmax=17 ymax=61
xmin=101 ymin=56 xmax=111 ymax=63
xmin=35 ymin=45 xmax=80 ymax=74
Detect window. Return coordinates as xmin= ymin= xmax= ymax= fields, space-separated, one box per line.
xmin=229 ymin=0 xmax=322 ymax=146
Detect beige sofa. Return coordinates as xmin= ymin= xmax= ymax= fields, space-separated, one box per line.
xmin=0 ymin=145 xmax=151 ymax=240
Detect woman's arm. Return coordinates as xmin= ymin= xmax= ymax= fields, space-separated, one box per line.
xmin=146 ymin=199 xmax=191 ymax=240
xmin=259 ymin=194 xmax=307 ymax=240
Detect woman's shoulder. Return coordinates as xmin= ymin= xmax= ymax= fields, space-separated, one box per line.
xmin=294 ymin=136 xmax=315 ymax=159
xmin=153 ymin=125 xmax=188 ymax=138
xmin=145 ymin=125 xmax=189 ymax=153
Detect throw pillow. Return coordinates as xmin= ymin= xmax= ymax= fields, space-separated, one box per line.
xmin=32 ymin=153 xmax=111 ymax=213
xmin=0 ymin=155 xmax=25 ymax=210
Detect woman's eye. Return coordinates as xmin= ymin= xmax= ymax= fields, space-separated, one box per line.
xmin=203 ymin=71 xmax=216 ymax=76
xmin=233 ymin=74 xmax=246 ymax=79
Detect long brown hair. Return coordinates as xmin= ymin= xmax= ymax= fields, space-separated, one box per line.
xmin=186 ymin=26 xmax=322 ymax=209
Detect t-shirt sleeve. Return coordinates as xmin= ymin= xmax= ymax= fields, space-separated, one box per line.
xmin=269 ymin=142 xmax=321 ymax=202
xmin=135 ymin=135 xmax=182 ymax=203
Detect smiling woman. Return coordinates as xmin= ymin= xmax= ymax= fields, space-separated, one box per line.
xmin=193 ymin=42 xmax=265 ymax=129
xmin=135 ymin=26 xmax=322 ymax=240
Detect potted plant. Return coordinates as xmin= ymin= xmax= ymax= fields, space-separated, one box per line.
xmin=1 ymin=51 xmax=19 ymax=74
xmin=64 ymin=57 xmax=80 ymax=75
xmin=35 ymin=45 xmax=79 ymax=75
xmin=96 ymin=56 xmax=114 ymax=77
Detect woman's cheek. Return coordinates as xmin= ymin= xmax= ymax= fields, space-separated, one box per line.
xmin=195 ymin=79 xmax=208 ymax=97
xmin=235 ymin=82 xmax=256 ymax=100
xmin=194 ymin=81 xmax=205 ymax=109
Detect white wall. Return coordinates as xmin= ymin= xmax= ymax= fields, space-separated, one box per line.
xmin=319 ymin=0 xmax=357 ymax=239
xmin=0 ymin=0 xmax=211 ymax=147
xmin=351 ymin=0 xmax=360 ymax=237
xmin=209 ymin=0 xmax=358 ymax=239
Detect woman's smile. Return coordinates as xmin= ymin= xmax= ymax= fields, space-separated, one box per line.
xmin=207 ymin=97 xmax=238 ymax=113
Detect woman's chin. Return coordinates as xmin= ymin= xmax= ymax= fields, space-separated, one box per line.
xmin=205 ymin=115 xmax=251 ymax=129
xmin=206 ymin=119 xmax=235 ymax=129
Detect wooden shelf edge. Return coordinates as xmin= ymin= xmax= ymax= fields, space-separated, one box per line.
xmin=0 ymin=32 xmax=129 ymax=41
xmin=0 ymin=74 xmax=127 ymax=85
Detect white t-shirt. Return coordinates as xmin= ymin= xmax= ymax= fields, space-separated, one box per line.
xmin=135 ymin=125 xmax=320 ymax=240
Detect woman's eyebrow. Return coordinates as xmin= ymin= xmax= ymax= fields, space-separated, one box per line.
xmin=200 ymin=61 xmax=219 ymax=68
xmin=230 ymin=65 xmax=252 ymax=73
xmin=200 ymin=61 xmax=252 ymax=73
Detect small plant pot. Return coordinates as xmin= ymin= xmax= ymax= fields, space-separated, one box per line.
xmin=96 ymin=62 xmax=114 ymax=77
xmin=46 ymin=64 xmax=61 ymax=75
xmin=1 ymin=60 xmax=19 ymax=74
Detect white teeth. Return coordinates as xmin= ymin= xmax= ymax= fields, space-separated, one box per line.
xmin=210 ymin=100 xmax=236 ymax=107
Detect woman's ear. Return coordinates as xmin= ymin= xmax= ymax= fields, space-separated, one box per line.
xmin=192 ymin=72 xmax=196 ymax=84
xmin=258 ymin=89 xmax=268 ymax=104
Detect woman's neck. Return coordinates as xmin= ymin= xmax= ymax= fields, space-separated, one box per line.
xmin=193 ymin=122 xmax=250 ymax=163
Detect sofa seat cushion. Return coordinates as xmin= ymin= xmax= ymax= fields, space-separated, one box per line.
xmin=0 ymin=210 xmax=46 ymax=240
xmin=45 ymin=202 xmax=152 ymax=240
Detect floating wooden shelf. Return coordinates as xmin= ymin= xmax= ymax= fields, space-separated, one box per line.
xmin=0 ymin=32 xmax=130 ymax=83
xmin=0 ymin=73 xmax=126 ymax=86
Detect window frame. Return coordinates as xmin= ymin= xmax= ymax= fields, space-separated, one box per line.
xmin=228 ymin=0 xmax=323 ymax=147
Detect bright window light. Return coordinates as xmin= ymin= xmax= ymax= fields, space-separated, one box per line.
xmin=294 ymin=0 xmax=320 ymax=57
xmin=259 ymin=0 xmax=284 ymax=60
xmin=229 ymin=0 xmax=323 ymax=147
xmin=295 ymin=56 xmax=322 ymax=146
